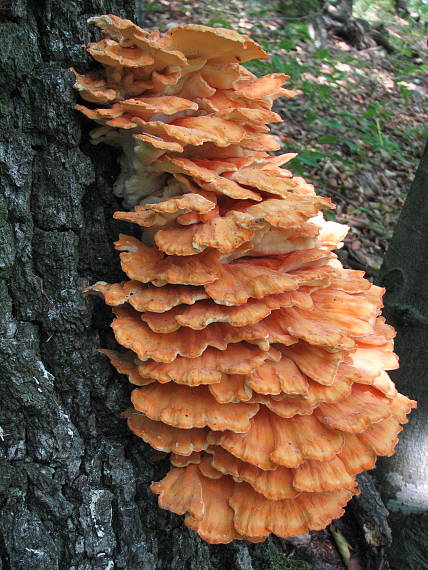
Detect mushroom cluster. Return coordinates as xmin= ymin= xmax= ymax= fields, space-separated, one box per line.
xmin=75 ymin=15 xmax=416 ymax=543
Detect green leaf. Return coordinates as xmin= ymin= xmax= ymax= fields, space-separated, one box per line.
xmin=319 ymin=134 xmax=340 ymax=144
xmin=313 ymin=48 xmax=330 ymax=60
xmin=253 ymin=8 xmax=271 ymax=16
xmin=324 ymin=210 xmax=337 ymax=221
xmin=318 ymin=84 xmax=333 ymax=97
xmin=343 ymin=139 xmax=359 ymax=152
xmin=293 ymin=150 xmax=325 ymax=167
xmin=279 ymin=38 xmax=297 ymax=50
xmin=145 ymin=2 xmax=159 ymax=12
xmin=206 ymin=18 xmax=232 ymax=29
xmin=330 ymin=527 xmax=351 ymax=565
xmin=318 ymin=135 xmax=360 ymax=152
xmin=319 ymin=118 xmax=344 ymax=129
xmin=398 ymin=84 xmax=411 ymax=98
xmin=306 ymin=110 xmax=319 ymax=124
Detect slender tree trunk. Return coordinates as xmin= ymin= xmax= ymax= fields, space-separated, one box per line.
xmin=376 ymin=142 xmax=428 ymax=570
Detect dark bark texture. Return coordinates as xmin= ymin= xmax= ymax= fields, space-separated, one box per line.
xmin=376 ymin=141 xmax=428 ymax=570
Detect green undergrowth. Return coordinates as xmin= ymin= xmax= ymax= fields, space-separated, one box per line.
xmin=243 ymin=13 xmax=427 ymax=188
xmin=258 ymin=542 xmax=312 ymax=570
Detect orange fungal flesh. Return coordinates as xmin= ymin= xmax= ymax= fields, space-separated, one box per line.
xmin=78 ymin=16 xmax=416 ymax=545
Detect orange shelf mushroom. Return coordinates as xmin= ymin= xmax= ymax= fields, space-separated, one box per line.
xmin=76 ymin=15 xmax=416 ymax=544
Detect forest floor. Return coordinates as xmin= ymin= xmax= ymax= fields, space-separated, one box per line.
xmin=140 ymin=2 xmax=427 ymax=569
xmin=143 ymin=0 xmax=427 ymax=280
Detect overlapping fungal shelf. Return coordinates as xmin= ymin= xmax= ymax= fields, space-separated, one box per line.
xmin=75 ymin=15 xmax=416 ymax=544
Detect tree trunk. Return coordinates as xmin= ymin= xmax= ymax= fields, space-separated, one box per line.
xmin=308 ymin=0 xmax=397 ymax=53
xmin=376 ymin=141 xmax=428 ymax=570
xmin=0 ymin=2 xmax=345 ymax=569
xmin=393 ymin=0 xmax=411 ymax=18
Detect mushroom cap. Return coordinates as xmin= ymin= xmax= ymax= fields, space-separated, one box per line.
xmin=134 ymin=343 xmax=278 ymax=386
xmin=99 ymin=348 xmax=152 ymax=386
xmin=134 ymin=116 xmax=245 ymax=149
xmin=314 ymin=385 xmax=392 ymax=433
xmin=131 ymin=383 xmax=259 ymax=432
xmin=204 ymin=261 xmax=298 ymax=306
xmin=87 ymin=39 xmax=156 ymax=68
xmin=154 ymin=213 xmax=255 ymax=255
xmin=154 ymin=156 xmax=262 ymax=201
xmin=152 ymin=465 xmax=353 ymax=542
xmin=150 ymin=193 xmax=336 ymax=257
xmin=71 ymin=68 xmax=118 ymax=104
xmin=111 ymin=306 xmax=294 ymax=361
xmin=112 ymin=306 xmax=229 ymax=361
xmin=134 ymin=134 xmax=184 ymax=155
xmin=283 ymin=343 xmax=345 ymax=385
xmin=200 ymin=63 xmax=242 ymax=89
xmin=127 ymin=412 xmax=210 ymax=455
xmin=245 ymin=196 xmax=334 ymax=229
xmin=246 ymin=358 xmax=309 ymax=397
xmin=208 ymin=374 xmax=253 ymax=404
xmin=85 ymin=280 xmax=209 ymax=312
xmin=275 ymin=289 xmax=380 ymax=350
xmin=115 ymin=235 xmax=221 ymax=285
xmin=176 ymin=289 xmax=313 ymax=329
xmin=113 ymin=193 xmax=216 ymax=227
xmin=214 ymin=108 xmax=282 ymax=129
xmin=164 ymin=24 xmax=269 ymax=63
xmin=226 ymin=168 xmax=309 ymax=198
xmin=205 ymin=446 xmax=357 ymax=496
xmin=121 ymin=95 xmax=198 ymax=116
xmin=339 ymin=432 xmax=377 ymax=474
xmin=233 ymin=73 xmax=290 ymax=100
xmin=204 ymin=448 xmax=298 ymax=500
xmin=209 ymin=407 xmax=345 ymax=470
xmin=88 ymin=14 xmax=149 ymax=44
xmin=171 ymin=451 xmax=202 ymax=467
xmin=229 ymin=481 xmax=353 ymax=539
xmin=348 ymin=344 xmax=399 ymax=382
xmin=151 ymin=466 xmax=251 ymax=543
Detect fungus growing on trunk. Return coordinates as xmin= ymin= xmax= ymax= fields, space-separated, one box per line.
xmin=75 ymin=15 xmax=416 ymax=544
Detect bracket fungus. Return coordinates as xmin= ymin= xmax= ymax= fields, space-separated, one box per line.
xmin=76 ymin=15 xmax=416 ymax=544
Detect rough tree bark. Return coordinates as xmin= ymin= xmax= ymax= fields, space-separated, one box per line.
xmin=376 ymin=141 xmax=428 ymax=570
xmin=0 ymin=2 xmax=345 ymax=569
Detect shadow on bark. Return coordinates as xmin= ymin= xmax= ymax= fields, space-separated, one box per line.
xmin=376 ymin=141 xmax=428 ymax=570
